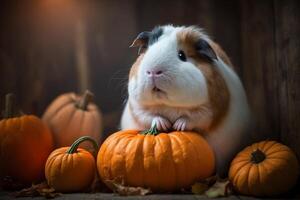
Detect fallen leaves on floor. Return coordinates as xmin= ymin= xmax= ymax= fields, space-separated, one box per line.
xmin=205 ymin=179 xmax=233 ymax=198
xmin=14 ymin=182 xmax=61 ymax=199
xmin=192 ymin=182 xmax=209 ymax=195
xmin=191 ymin=175 xmax=217 ymax=195
xmin=104 ymin=178 xmax=151 ymax=196
xmin=192 ymin=176 xmax=233 ymax=198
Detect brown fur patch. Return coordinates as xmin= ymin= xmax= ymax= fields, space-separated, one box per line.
xmin=129 ymin=54 xmax=144 ymax=79
xmin=177 ymin=27 xmax=231 ymax=130
xmin=176 ymin=27 xmax=202 ymax=58
xmin=210 ymin=42 xmax=233 ymax=68
xmin=176 ymin=27 xmax=233 ymax=67
xmin=198 ymin=62 xmax=230 ymax=129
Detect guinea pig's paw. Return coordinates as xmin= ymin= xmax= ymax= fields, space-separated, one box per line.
xmin=151 ymin=116 xmax=171 ymax=131
xmin=173 ymin=117 xmax=189 ymax=131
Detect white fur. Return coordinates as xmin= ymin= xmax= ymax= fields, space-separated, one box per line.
xmin=129 ymin=26 xmax=209 ymax=108
xmin=122 ymin=25 xmax=212 ymax=130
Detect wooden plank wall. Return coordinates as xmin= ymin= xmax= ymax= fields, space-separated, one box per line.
xmin=240 ymin=0 xmax=300 ymax=158
xmin=0 ymin=0 xmax=299 ymax=158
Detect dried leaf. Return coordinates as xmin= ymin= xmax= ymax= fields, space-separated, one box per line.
xmin=192 ymin=182 xmax=209 ymax=194
xmin=191 ymin=175 xmax=217 ymax=195
xmin=104 ymin=178 xmax=151 ymax=196
xmin=205 ymin=179 xmax=233 ymax=198
xmin=204 ymin=175 xmax=218 ymax=186
xmin=14 ymin=182 xmax=61 ymax=199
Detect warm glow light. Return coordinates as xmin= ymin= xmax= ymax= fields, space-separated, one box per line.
xmin=42 ymin=0 xmax=73 ymax=7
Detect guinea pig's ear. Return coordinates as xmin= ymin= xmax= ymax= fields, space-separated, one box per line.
xmin=130 ymin=31 xmax=151 ymax=55
xmin=195 ymin=39 xmax=217 ymax=62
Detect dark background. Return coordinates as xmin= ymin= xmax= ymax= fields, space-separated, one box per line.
xmin=0 ymin=0 xmax=299 ymax=159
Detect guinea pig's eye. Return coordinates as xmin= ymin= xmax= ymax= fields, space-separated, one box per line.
xmin=178 ymin=50 xmax=187 ymax=62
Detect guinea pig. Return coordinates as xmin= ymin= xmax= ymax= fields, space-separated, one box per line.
xmin=121 ymin=25 xmax=252 ymax=176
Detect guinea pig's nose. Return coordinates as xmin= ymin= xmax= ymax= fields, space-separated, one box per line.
xmin=146 ymin=69 xmax=163 ymax=77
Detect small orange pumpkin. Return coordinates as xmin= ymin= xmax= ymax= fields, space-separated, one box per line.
xmin=97 ymin=125 xmax=215 ymax=192
xmin=45 ymin=136 xmax=98 ymax=192
xmin=0 ymin=94 xmax=53 ymax=184
xmin=229 ymin=140 xmax=299 ymax=196
xmin=42 ymin=90 xmax=102 ymax=149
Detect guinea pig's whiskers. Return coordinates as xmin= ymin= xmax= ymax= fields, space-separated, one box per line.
xmin=108 ymin=70 xmax=129 ymax=88
xmin=120 ymin=82 xmax=128 ymax=96
xmin=108 ymin=69 xmax=130 ymax=102
xmin=108 ymin=69 xmax=129 ymax=81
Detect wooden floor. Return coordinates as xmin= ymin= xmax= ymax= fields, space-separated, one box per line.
xmin=0 ymin=191 xmax=295 ymax=200
xmin=2 ymin=181 xmax=300 ymax=200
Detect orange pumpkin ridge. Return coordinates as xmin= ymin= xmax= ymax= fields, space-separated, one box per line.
xmin=229 ymin=140 xmax=299 ymax=197
xmin=42 ymin=90 xmax=103 ymax=150
xmin=0 ymin=93 xmax=53 ymax=184
xmin=45 ymin=136 xmax=98 ymax=192
xmin=97 ymin=125 xmax=215 ymax=192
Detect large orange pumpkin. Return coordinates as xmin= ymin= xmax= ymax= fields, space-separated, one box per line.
xmin=42 ymin=90 xmax=102 ymax=149
xmin=97 ymin=125 xmax=215 ymax=192
xmin=0 ymin=94 xmax=53 ymax=184
xmin=45 ymin=136 xmax=98 ymax=192
xmin=229 ymin=140 xmax=299 ymax=196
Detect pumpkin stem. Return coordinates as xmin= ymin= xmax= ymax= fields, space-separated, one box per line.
xmin=67 ymin=136 xmax=99 ymax=155
xmin=3 ymin=93 xmax=22 ymax=119
xmin=251 ymin=149 xmax=266 ymax=164
xmin=76 ymin=90 xmax=93 ymax=110
xmin=140 ymin=124 xmax=160 ymax=135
